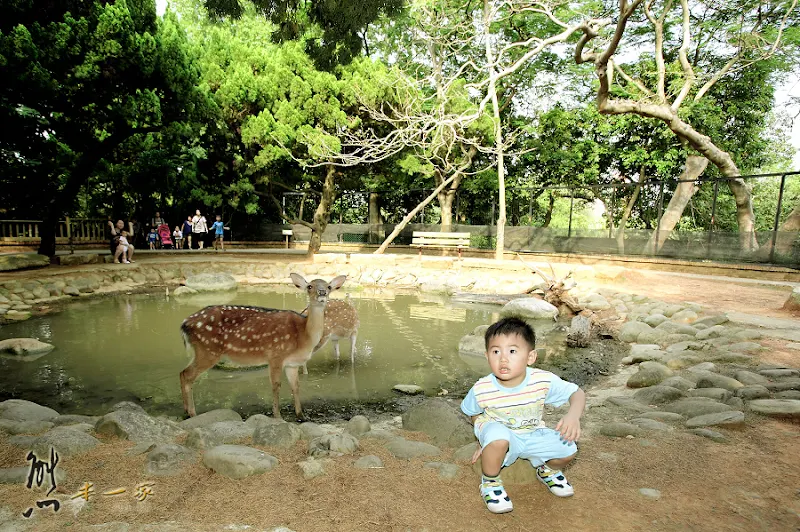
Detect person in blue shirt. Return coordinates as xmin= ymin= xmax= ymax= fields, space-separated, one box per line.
xmin=211 ymin=215 xmax=230 ymax=251
xmin=461 ymin=317 xmax=585 ymax=514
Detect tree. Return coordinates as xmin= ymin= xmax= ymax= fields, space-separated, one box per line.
xmin=0 ymin=0 xmax=205 ymax=256
xmin=574 ymin=0 xmax=800 ymax=253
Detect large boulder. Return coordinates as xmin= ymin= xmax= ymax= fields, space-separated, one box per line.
xmin=500 ymin=298 xmax=558 ymax=320
xmin=308 ymin=433 xmax=359 ymax=456
xmin=253 ymin=422 xmax=303 ymax=449
xmin=0 ymin=338 xmax=55 ymax=358
xmin=401 ymin=398 xmax=475 ymax=447
xmin=662 ymin=400 xmax=734 ymax=418
xmin=619 ymin=322 xmax=654 ymax=343
xmin=747 ymin=399 xmax=800 ymax=419
xmin=145 ymin=444 xmax=196 ymax=476
xmin=185 ymin=421 xmax=255 ymax=450
xmin=783 ymin=287 xmax=800 ymax=312
xmin=0 ymin=399 xmax=59 ymax=423
xmin=0 ymin=254 xmax=50 ymax=272
xmin=95 ymin=409 xmax=185 ymax=443
xmin=633 ymin=386 xmax=684 ymax=404
xmin=626 ymin=362 xmax=673 ymax=388
xmin=32 ymin=426 xmax=101 ymax=457
xmin=386 ymin=439 xmax=442 ymax=460
xmin=202 ymin=445 xmax=278 ymax=479
xmin=178 ymin=409 xmax=243 ymax=431
xmin=184 ymin=273 xmax=238 ymax=293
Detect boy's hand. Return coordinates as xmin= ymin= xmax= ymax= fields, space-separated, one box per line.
xmin=555 ymin=414 xmax=581 ymax=442
xmin=471 ymin=445 xmax=483 ymax=464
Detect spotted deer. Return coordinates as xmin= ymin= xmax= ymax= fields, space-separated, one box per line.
xmin=179 ymin=273 xmax=347 ymax=419
xmin=300 ymin=297 xmax=360 ymax=374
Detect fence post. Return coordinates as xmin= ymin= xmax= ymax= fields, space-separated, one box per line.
xmin=769 ymin=173 xmax=787 ymax=263
xmin=706 ymin=179 xmax=719 ymax=259
xmin=654 ymin=180 xmax=665 ymax=255
xmin=66 ymin=217 xmax=74 ymax=254
xmin=567 ymin=194 xmax=574 ymax=238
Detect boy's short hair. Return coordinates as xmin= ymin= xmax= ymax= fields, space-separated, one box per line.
xmin=484 ymin=317 xmax=536 ymax=350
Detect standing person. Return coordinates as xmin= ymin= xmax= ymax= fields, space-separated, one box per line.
xmin=461 ymin=317 xmax=585 ymax=514
xmin=150 ymin=211 xmax=165 ymax=249
xmin=182 ymin=215 xmax=194 ymax=250
xmin=147 ymin=228 xmax=158 ymax=250
xmin=192 ymin=209 xmax=208 ymax=249
xmin=211 ymin=215 xmax=231 ymax=251
xmin=107 ymin=220 xmax=135 ymax=263
xmin=173 ymin=226 xmax=184 ymax=249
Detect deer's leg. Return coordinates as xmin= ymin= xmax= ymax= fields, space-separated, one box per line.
xmin=349 ymin=333 xmax=357 ymax=365
xmin=332 ymin=338 xmax=341 ymax=361
xmin=269 ymin=364 xmax=283 ymax=419
xmin=301 ymin=363 xmax=308 ymax=375
xmin=284 ymin=365 xmax=303 ymax=419
xmin=179 ymin=344 xmax=220 ymax=417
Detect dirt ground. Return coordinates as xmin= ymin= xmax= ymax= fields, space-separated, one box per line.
xmin=1 ymin=258 xmax=799 ymax=531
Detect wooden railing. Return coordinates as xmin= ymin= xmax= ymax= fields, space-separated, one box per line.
xmin=0 ymin=218 xmax=108 ymax=243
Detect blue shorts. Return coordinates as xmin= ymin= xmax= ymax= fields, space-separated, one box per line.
xmin=477 ymin=422 xmax=577 ymax=467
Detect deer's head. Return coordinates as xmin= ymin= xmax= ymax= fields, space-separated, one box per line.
xmin=290 ymin=273 xmax=347 ymax=306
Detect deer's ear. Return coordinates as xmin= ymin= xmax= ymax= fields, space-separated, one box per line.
xmin=290 ymin=273 xmax=308 ymax=289
xmin=329 ymin=275 xmax=347 ymax=290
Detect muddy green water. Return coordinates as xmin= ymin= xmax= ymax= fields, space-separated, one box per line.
xmin=0 ymin=287 xmax=615 ymax=420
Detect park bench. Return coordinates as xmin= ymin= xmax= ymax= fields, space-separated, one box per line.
xmin=411 ymin=231 xmax=471 ymax=259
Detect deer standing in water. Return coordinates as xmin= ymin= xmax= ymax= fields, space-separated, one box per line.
xmin=301 ymin=297 xmax=360 ymax=374
xmin=179 ymin=273 xmax=347 ymax=419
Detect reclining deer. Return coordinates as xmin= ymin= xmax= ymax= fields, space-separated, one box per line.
xmin=179 ymin=273 xmax=347 ymax=419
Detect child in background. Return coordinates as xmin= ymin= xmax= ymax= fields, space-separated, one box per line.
xmin=182 ymin=216 xmax=194 ymax=250
xmin=173 ymin=226 xmax=183 ymax=249
xmin=147 ymin=228 xmax=158 ymax=250
xmin=115 ymin=231 xmax=133 ymax=264
xmin=211 ymin=215 xmax=230 ymax=251
xmin=461 ymin=317 xmax=585 ymax=514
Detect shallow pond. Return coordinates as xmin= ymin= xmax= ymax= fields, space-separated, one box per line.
xmin=0 ymin=287 xmax=616 ymax=420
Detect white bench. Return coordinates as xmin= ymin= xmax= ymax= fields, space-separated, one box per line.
xmin=412 ymin=231 xmax=471 ymax=259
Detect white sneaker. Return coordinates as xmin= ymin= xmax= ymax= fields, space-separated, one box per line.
xmin=480 ymin=479 xmax=513 ymax=513
xmin=123 ymin=260 xmax=131 ymax=264
xmin=536 ymin=465 xmax=574 ymax=497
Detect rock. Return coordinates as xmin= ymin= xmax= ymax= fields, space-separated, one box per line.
xmin=627 ymin=362 xmax=673 ymax=388
xmin=685 ymin=411 xmax=745 ymax=428
xmin=638 ymin=488 xmax=661 ymax=500
xmin=619 ymin=322 xmax=654 ymax=343
xmin=734 ymin=371 xmax=769 ymax=385
xmin=636 ymin=412 xmax=685 ymax=423
xmin=32 ymin=426 xmax=101 ymax=456
xmin=424 ymin=462 xmax=461 ymax=480
xmin=346 ymin=415 xmax=371 ymax=436
xmin=4 ymin=311 xmax=31 ymax=321
xmin=726 ymin=397 xmax=745 ymax=410
xmin=500 ymin=298 xmax=558 ymax=320
xmin=393 ymin=384 xmax=424 ymax=395
xmin=298 ymin=422 xmax=326 ymax=440
xmin=666 ymin=341 xmax=705 ymax=353
xmin=178 ymin=409 xmax=242 ymax=430
xmin=747 ymin=399 xmax=800 ymax=419
xmin=695 ymin=373 xmax=744 ymax=391
xmin=644 ymin=314 xmax=668 ymax=327
xmin=687 ymin=388 xmax=732 ymax=402
xmin=297 ymin=458 xmax=328 ymax=479
xmin=659 ymin=376 xmax=696 ymax=392
xmin=0 ymin=419 xmax=54 ymax=435
xmin=53 ymin=415 xmax=101 ymax=426
xmin=63 ymin=286 xmax=80 ymax=296
xmin=387 ymin=439 xmax=442 ymax=459
xmin=185 ymin=421 xmax=255 ymax=450
xmin=687 ymin=362 xmax=717 ymax=373
xmin=360 ymin=429 xmax=398 ymax=441
xmin=458 ymin=334 xmax=486 ymax=357
xmin=401 ymin=398 xmax=475 ymax=447
xmin=726 ymin=342 xmax=763 ymax=353
xmin=452 ymin=442 xmax=479 ymax=463
xmin=662 ymin=334 xmax=696 ymax=346
xmin=0 ymin=338 xmax=55 ymax=357
xmin=689 ymin=428 xmax=728 ymax=443
xmin=775 ymin=390 xmax=800 ymax=399
xmin=637 ymin=329 xmax=667 ymax=345
xmin=763 ymin=379 xmax=800 ymax=392
xmin=7 ymin=435 xmax=37 ymax=448
xmin=656 ymin=321 xmax=698 ymax=336
xmin=112 ymin=401 xmax=147 ymax=413
xmin=184 ymin=272 xmax=238 ymax=292
xmin=127 ymin=442 xmax=157 ymax=456
xmin=0 ymin=399 xmax=59 ymax=422
xmin=600 ymin=422 xmax=642 ymax=438
xmin=95 ymin=410 xmax=185 ymax=443
xmin=309 ymin=433 xmax=359 ymax=456
xmin=172 ymin=286 xmax=198 ymax=296
xmin=253 ymin=422 xmax=302 ymax=448
xmin=145 ymin=444 xmax=196 ymax=476
xmin=694 ymin=314 xmax=730 ymax=327
xmin=202 ymin=445 xmax=278 ymax=479
xmin=783 ymin=287 xmax=800 ymax=311
xmin=628 ymin=344 xmax=665 ymax=363
xmin=0 ymin=465 xmax=66 ymax=486
xmin=695 ymin=325 xmax=727 ymax=340
xmin=662 ymin=400 xmax=734 ymax=418
xmin=605 ymin=396 xmax=654 ymax=414
xmin=0 ymin=254 xmax=50 ymax=272
xmin=735 ymin=385 xmax=771 ymax=400
xmin=633 ymin=386 xmax=684 ymax=404
xmin=733 ymin=329 xmax=762 ymax=341
xmin=706 ymin=352 xmax=753 ymax=365
xmin=354 ymin=455 xmax=384 ymax=469
xmin=663 ymin=355 xmax=702 ymax=370
xmin=629 ymin=418 xmax=672 ymax=432
xmin=669 ymin=309 xmax=698 ymax=323
xmin=244 ymin=414 xmax=283 ymax=430
xmin=758 ymin=369 xmax=800 ymax=378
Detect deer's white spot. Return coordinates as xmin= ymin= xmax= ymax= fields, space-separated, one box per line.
xmin=273 ymin=338 xmax=279 ymax=342
xmin=210 ymin=316 xmax=215 ymax=322
xmin=196 ymin=322 xmax=203 ymax=328
xmin=205 ymin=325 xmax=212 ymax=331
xmin=224 ymin=334 xmax=229 ymax=339
xmin=284 ymin=334 xmax=290 ymax=339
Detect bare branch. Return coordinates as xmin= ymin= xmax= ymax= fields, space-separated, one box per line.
xmin=672 ymin=0 xmax=696 ymax=110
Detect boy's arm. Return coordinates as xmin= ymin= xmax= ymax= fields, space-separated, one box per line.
xmin=554 ymin=388 xmax=585 ymax=442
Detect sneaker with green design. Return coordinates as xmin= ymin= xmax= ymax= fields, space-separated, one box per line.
xmin=536 ymin=464 xmax=574 ymax=497
xmin=480 ymin=479 xmax=513 ymax=513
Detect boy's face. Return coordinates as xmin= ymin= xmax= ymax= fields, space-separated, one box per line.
xmin=216 ymin=215 xmax=221 ymax=220
xmin=485 ymin=333 xmax=536 ymax=388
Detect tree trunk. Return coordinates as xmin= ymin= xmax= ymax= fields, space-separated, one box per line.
xmin=542 ymin=193 xmax=555 ymax=228
xmin=306 ymin=165 xmax=336 ymax=257
xmin=645 ymin=155 xmax=708 ymax=254
xmin=484 ymin=0 xmax=506 ymax=260
xmin=375 ymin=146 xmax=477 ymax=254
xmin=616 ymin=181 xmax=642 ymax=254
xmin=368 ymin=192 xmax=383 ymax=244
xmin=438 ymin=188 xmax=457 ymax=232
xmin=754 ymin=199 xmax=800 ymax=260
